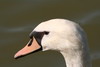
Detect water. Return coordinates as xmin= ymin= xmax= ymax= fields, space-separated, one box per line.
xmin=0 ymin=0 xmax=100 ymax=67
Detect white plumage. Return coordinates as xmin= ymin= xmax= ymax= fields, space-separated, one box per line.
xmin=15 ymin=19 xmax=92 ymax=67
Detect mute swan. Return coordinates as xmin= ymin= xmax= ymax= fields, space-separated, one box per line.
xmin=14 ymin=19 xmax=92 ymax=67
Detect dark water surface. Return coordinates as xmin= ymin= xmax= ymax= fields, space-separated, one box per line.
xmin=0 ymin=0 xmax=100 ymax=67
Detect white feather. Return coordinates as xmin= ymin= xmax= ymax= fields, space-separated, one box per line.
xmin=33 ymin=19 xmax=92 ymax=67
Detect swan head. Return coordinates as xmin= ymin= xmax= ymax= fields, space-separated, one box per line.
xmin=14 ymin=19 xmax=87 ymax=59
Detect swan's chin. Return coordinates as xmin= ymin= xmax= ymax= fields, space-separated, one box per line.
xmin=42 ymin=47 xmax=50 ymax=51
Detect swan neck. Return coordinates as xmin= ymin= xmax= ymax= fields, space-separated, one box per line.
xmin=60 ymin=50 xmax=91 ymax=67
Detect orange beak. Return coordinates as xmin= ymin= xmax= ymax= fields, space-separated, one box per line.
xmin=14 ymin=38 xmax=41 ymax=59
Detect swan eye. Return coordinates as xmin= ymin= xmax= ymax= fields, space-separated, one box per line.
xmin=44 ymin=31 xmax=49 ymax=35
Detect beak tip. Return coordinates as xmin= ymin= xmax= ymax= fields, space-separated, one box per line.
xmin=14 ymin=54 xmax=22 ymax=59
xmin=14 ymin=54 xmax=18 ymax=59
xmin=14 ymin=52 xmax=21 ymax=59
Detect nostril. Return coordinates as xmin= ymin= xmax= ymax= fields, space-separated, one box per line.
xmin=28 ymin=38 xmax=33 ymax=46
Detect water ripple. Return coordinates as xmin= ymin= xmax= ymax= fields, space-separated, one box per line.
xmin=0 ymin=25 xmax=34 ymax=33
xmin=92 ymin=51 xmax=100 ymax=60
xmin=78 ymin=10 xmax=100 ymax=24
